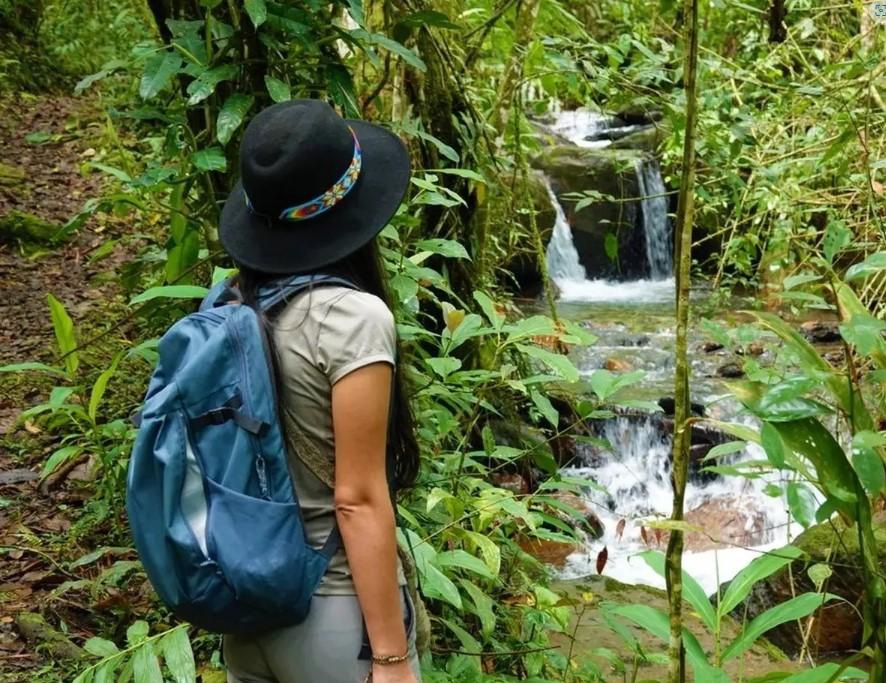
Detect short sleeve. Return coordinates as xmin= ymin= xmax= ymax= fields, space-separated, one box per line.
xmin=317 ymin=290 xmax=396 ymax=385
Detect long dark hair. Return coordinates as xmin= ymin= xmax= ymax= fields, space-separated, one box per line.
xmin=236 ymin=239 xmax=420 ymax=492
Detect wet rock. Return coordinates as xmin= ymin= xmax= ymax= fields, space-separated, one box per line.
xmin=530 ymin=145 xmax=650 ymax=279
xmin=717 ymin=361 xmax=744 ymax=378
xmin=490 ymin=472 xmax=530 ymax=495
xmin=747 ymin=342 xmax=765 ymax=356
xmin=614 ymin=102 xmax=664 ymax=126
xmin=800 ymin=320 xmax=841 ymax=344
xmin=609 ymin=125 xmax=666 ymax=152
xmin=701 ymin=341 xmax=724 ymax=353
xmin=549 ymin=493 xmax=605 ymax=540
xmin=604 ymin=357 xmax=632 ymax=372
xmin=657 ymin=396 xmax=706 ymax=418
xmin=518 ymin=536 xmax=581 ymax=567
xmin=529 ymin=120 xmax=574 ymax=147
xmin=823 ymin=350 xmax=845 ymax=366
xmin=722 ymin=517 xmax=886 ymax=656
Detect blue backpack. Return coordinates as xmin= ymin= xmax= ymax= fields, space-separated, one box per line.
xmin=126 ymin=274 xmax=357 ymax=634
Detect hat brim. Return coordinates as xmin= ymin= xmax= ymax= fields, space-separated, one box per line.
xmin=219 ymin=119 xmax=410 ymax=274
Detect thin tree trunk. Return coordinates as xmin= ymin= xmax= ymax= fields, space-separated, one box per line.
xmin=768 ymin=0 xmax=786 ymax=43
xmin=490 ymin=0 xmax=541 ymax=136
xmin=666 ymin=0 xmax=700 ymax=681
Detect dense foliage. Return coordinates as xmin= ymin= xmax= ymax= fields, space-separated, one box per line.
xmin=0 ymin=0 xmax=884 ymax=682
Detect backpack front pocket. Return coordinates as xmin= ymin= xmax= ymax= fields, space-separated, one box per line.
xmin=204 ymin=477 xmax=330 ymax=618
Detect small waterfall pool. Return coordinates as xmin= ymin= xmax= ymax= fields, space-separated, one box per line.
xmin=538 ymin=111 xmax=800 ymax=593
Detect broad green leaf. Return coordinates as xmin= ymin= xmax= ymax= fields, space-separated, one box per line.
xmin=89 ymin=354 xmax=122 ymax=422
xmin=436 ymin=549 xmax=495 ymax=579
xmin=139 ymin=51 xmax=182 ymax=100
xmin=126 ymin=620 xmax=150 ymax=647
xmin=722 ymin=593 xmax=838 ymax=661
xmin=351 ymin=29 xmax=426 ymax=71
xmin=159 ymin=626 xmax=196 ymax=683
xmin=761 ymin=422 xmax=785 ymax=468
xmin=773 ymin=418 xmax=860 ymax=510
xmin=244 ymin=0 xmax=267 ymax=27
xmin=786 ymin=482 xmax=818 ymax=528
xmin=415 ymin=238 xmax=470 ymax=260
xmin=47 ymin=293 xmax=78 ymax=377
xmin=42 ymin=445 xmax=83 ymax=479
xmin=504 ymin=315 xmax=557 ymax=343
xmin=844 ymin=251 xmax=886 ymax=282
xmin=438 ymin=617 xmax=481 ymax=655
xmin=93 ymin=660 xmax=119 ymax=683
xmin=473 ymin=290 xmax=503 ymax=330
xmin=807 ymin=563 xmax=833 ymax=591
xmin=426 ymin=356 xmax=461 ymax=379
xmin=217 ymin=94 xmax=254 ymax=145
xmin=186 ymin=64 xmax=238 ymax=105
xmin=530 ymin=390 xmax=558 ymax=427
xmin=463 ymin=530 xmax=501 ymax=576
xmin=419 ymin=563 xmax=462 ymax=608
xmin=775 ymin=663 xmax=868 ymax=682
xmin=130 ymin=285 xmax=209 ymax=305
xmin=608 ymin=605 xmax=716 ymax=676
xmin=640 ymin=550 xmax=716 ymax=633
xmin=459 ymin=579 xmax=495 ymax=637
xmin=517 ymin=344 xmax=580 ymax=383
xmin=84 ymin=637 xmax=119 ymax=658
xmin=132 ymin=641 xmax=164 ymax=683
xmin=720 ymin=546 xmax=803 ymax=616
xmin=850 ymin=444 xmax=886 ymax=495
xmin=835 ymin=282 xmax=886 ymax=371
xmin=264 ymin=76 xmax=291 ymax=103
xmin=0 ymin=362 xmax=66 ymax=377
xmin=191 ymin=147 xmax=227 ymax=172
xmin=165 ymin=229 xmax=200 ymax=285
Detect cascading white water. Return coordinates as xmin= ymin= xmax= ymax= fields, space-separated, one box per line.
xmin=544 ymin=179 xmax=587 ymax=282
xmin=559 ymin=412 xmax=802 ymax=594
xmin=636 ymin=158 xmax=672 ymax=280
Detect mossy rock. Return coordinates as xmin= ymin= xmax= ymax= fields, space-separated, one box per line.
xmin=609 ymin=124 xmax=669 ymax=152
xmin=723 ymin=516 xmax=886 ymax=656
xmin=0 ymin=162 xmax=26 ymax=186
xmin=0 ymin=210 xmax=61 ymax=243
xmin=530 ymin=145 xmax=650 ymax=279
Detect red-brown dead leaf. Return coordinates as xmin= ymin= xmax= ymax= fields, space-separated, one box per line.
xmin=596 ymin=546 xmax=608 ymax=575
xmin=640 ymin=526 xmax=649 ymax=546
xmin=615 ymin=519 xmax=626 ymax=541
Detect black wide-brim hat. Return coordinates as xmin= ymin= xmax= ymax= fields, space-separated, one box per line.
xmin=219 ymin=99 xmax=411 ymax=274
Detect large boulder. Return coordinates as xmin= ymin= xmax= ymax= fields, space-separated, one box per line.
xmin=531 ymin=145 xmax=650 ymax=280
xmin=724 ymin=516 xmax=886 ymax=656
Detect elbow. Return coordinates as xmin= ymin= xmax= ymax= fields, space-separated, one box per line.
xmin=334 ymin=484 xmax=391 ymax=519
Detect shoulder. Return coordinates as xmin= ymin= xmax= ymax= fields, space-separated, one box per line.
xmin=324 ymin=288 xmax=393 ymax=326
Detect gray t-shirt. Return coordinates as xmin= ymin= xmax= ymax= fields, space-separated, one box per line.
xmin=270 ymin=284 xmax=406 ymax=595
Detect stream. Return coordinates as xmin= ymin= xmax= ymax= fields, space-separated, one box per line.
xmin=540 ymin=110 xmax=802 ymax=595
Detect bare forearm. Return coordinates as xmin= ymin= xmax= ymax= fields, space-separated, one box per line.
xmin=337 ymin=493 xmax=407 ymax=657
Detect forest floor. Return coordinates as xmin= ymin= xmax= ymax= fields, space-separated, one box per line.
xmin=0 ymin=94 xmax=153 ymax=682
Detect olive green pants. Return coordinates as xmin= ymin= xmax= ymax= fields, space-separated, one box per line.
xmin=224 ymin=588 xmax=420 ymax=683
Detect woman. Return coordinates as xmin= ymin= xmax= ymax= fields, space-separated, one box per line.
xmin=217 ymin=99 xmax=421 ymax=683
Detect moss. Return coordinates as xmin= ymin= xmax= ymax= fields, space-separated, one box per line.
xmin=0 ymin=162 xmax=26 ymax=186
xmin=0 ymin=210 xmax=61 ymax=243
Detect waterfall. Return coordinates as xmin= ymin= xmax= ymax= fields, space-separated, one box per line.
xmin=544 ymin=179 xmax=587 ymax=282
xmin=636 ymin=158 xmax=672 ymax=280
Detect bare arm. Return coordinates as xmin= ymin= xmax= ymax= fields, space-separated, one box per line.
xmin=332 ymin=362 xmax=414 ymax=681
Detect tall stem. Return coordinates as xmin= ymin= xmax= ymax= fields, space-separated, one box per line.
xmin=666 ymin=0 xmax=701 ymax=681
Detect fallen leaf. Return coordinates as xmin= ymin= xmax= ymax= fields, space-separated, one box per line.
xmin=24 ymin=421 xmax=41 ymax=435
xmin=596 ymin=546 xmax=608 ymax=575
xmin=615 ymin=518 xmax=626 ymax=541
xmin=640 ymin=526 xmax=649 ymax=546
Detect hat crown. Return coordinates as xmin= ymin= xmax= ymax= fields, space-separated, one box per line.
xmin=239 ymin=100 xmax=355 ymax=218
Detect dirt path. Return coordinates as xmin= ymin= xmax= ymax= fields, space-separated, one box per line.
xmin=0 ymin=94 xmax=136 ymax=680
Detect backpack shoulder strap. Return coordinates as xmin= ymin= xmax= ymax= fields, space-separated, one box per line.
xmin=257 ymin=274 xmax=360 ymax=314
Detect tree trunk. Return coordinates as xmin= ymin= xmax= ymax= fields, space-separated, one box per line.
xmin=666 ymin=0 xmax=700 ymax=681
xmin=490 ymin=0 xmax=541 ymax=136
xmin=768 ymin=0 xmax=787 ymax=43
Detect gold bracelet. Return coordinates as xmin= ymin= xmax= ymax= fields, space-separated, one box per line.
xmin=371 ymin=651 xmax=409 ymax=665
